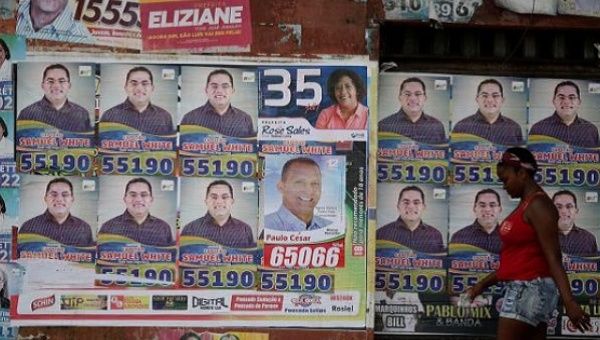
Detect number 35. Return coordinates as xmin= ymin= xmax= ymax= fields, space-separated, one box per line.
xmin=263 ymin=68 xmax=322 ymax=107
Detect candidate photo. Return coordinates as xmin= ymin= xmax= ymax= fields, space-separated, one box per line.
xmin=17 ymin=63 xmax=95 ymax=133
xmin=262 ymin=155 xmax=345 ymax=235
xmin=18 ymin=176 xmax=97 ymax=247
xmin=315 ymin=68 xmax=368 ymax=130
xmin=451 ymin=78 xmax=525 ymax=146
xmin=0 ymin=188 xmax=18 ymax=229
xmin=378 ymin=75 xmax=449 ymax=144
xmin=100 ymin=65 xmax=177 ymax=137
xmin=16 ymin=0 xmax=94 ymax=44
xmin=0 ymin=38 xmax=11 ymax=81
xmin=449 ymin=187 xmax=507 ymax=254
xmin=97 ymin=176 xmax=176 ymax=247
xmin=0 ymin=115 xmax=14 ymax=160
xmin=0 ymin=34 xmax=25 ymax=81
xmin=528 ymin=80 xmax=599 ymax=148
xmin=180 ymin=178 xmax=257 ymax=249
xmin=551 ymin=189 xmax=598 ymax=257
xmin=180 ymin=67 xmax=257 ymax=138
xmin=377 ymin=183 xmax=447 ymax=253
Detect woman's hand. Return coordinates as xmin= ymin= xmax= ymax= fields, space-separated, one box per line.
xmin=465 ymin=282 xmax=484 ymax=302
xmin=564 ymin=299 xmax=592 ymax=333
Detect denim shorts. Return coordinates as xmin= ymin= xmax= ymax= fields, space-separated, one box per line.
xmin=499 ymin=277 xmax=559 ymax=327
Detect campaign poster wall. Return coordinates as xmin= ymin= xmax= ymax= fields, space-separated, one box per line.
xmin=376 ymin=72 xmax=600 ymax=337
xmin=10 ymin=61 xmax=370 ymax=329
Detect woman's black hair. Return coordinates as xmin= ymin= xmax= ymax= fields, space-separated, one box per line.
xmin=0 ymin=116 xmax=7 ymax=137
xmin=0 ymin=193 xmax=5 ymax=214
xmin=0 ymin=39 xmax=10 ymax=60
xmin=326 ymin=69 xmax=366 ymax=104
xmin=498 ymin=147 xmax=538 ymax=178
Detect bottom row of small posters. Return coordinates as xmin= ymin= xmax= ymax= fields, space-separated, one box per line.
xmin=375 ymin=183 xmax=600 ymax=336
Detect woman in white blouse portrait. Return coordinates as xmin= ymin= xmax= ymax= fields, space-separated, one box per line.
xmin=0 ymin=117 xmax=13 ymax=160
xmin=0 ymin=39 xmax=10 ymax=81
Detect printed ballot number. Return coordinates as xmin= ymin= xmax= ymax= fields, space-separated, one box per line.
xmin=73 ymin=0 xmax=141 ymax=28
xmin=264 ymin=243 xmax=344 ymax=269
xmin=376 ymin=271 xmax=445 ymax=293
xmin=262 ymin=68 xmax=323 ymax=107
xmin=388 ymin=0 xmax=425 ymax=12
xmin=0 ymin=94 xmax=12 ymax=110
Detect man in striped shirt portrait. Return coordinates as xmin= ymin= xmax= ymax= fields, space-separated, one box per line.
xmin=451 ymin=78 xmax=524 ymax=146
xmin=18 ymin=64 xmax=93 ymax=133
xmin=378 ymin=77 xmax=447 ymax=145
xmin=180 ymin=180 xmax=255 ymax=249
xmin=100 ymin=66 xmax=175 ymax=136
xmin=450 ymin=188 xmax=502 ymax=254
xmin=553 ymin=190 xmax=598 ymax=257
xmin=16 ymin=0 xmax=94 ymax=44
xmin=98 ymin=178 xmax=174 ymax=247
xmin=18 ymin=177 xmax=94 ymax=247
xmin=180 ymin=69 xmax=255 ymax=138
xmin=376 ymin=185 xmax=445 ymax=253
xmin=529 ymin=81 xmax=599 ymax=148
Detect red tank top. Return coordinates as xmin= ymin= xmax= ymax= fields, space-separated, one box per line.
xmin=497 ymin=192 xmax=551 ymax=281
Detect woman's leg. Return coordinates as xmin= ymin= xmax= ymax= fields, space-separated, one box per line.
xmin=532 ymin=322 xmax=548 ymax=340
xmin=497 ymin=317 xmax=540 ymax=340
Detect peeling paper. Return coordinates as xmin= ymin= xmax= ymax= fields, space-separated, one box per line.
xmin=494 ymin=0 xmax=557 ymax=15
xmin=558 ymin=0 xmax=600 ymax=18
xmin=381 ymin=0 xmax=482 ymax=23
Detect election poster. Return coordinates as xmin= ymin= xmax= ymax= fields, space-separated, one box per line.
xmin=0 ymin=187 xmax=18 ymax=250
xmin=544 ymin=186 xmax=600 ymax=336
xmin=179 ymin=66 xmax=257 ymax=178
xmin=258 ymin=65 xmax=369 ymax=142
xmin=0 ymin=263 xmax=23 ymax=340
xmin=0 ymin=105 xmax=14 ymax=163
xmin=257 ymin=64 xmax=369 ymax=328
xmin=450 ymin=75 xmax=528 ymax=185
xmin=179 ymin=177 xmax=260 ymax=290
xmin=444 ymin=184 xmax=518 ymax=334
xmin=98 ymin=64 xmax=178 ymax=176
xmin=378 ymin=73 xmax=450 ymax=185
xmin=17 ymin=175 xmax=98 ymax=264
xmin=96 ymin=175 xmax=177 ymax=287
xmin=375 ymin=182 xmax=448 ymax=333
xmin=140 ymin=0 xmax=252 ymax=53
xmin=16 ymin=62 xmax=96 ymax=176
xmin=0 ymin=34 xmax=26 ymax=82
xmin=16 ymin=0 xmax=142 ymax=49
xmin=528 ymin=78 xmax=600 ymax=188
